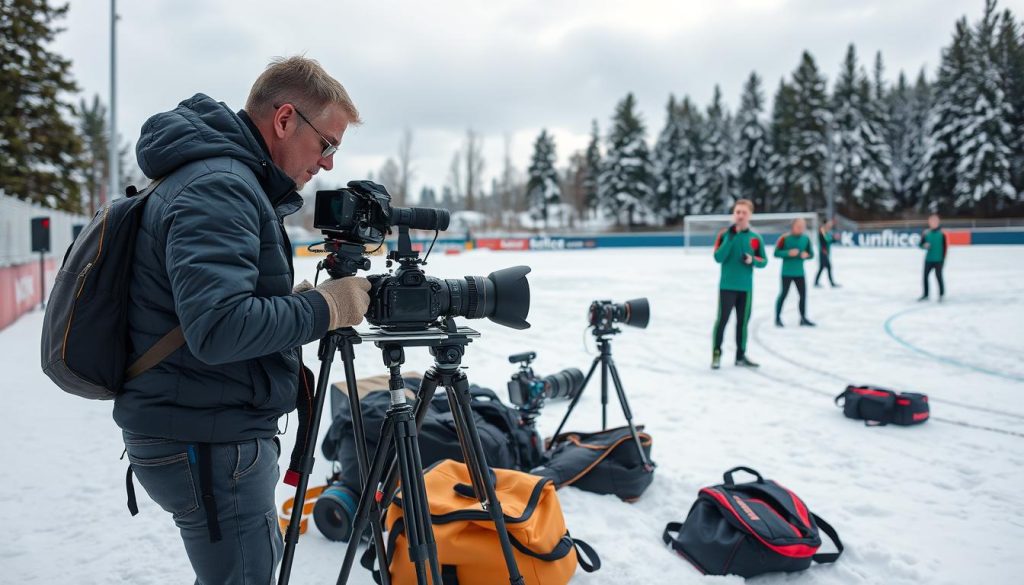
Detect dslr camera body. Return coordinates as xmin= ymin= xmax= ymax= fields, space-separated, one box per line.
xmin=506 ymin=351 xmax=583 ymax=421
xmin=313 ymin=181 xmax=530 ymax=331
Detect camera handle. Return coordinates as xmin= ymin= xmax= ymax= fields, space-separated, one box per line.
xmin=548 ymin=331 xmax=655 ymax=472
xmin=278 ymin=328 xmax=391 ymax=585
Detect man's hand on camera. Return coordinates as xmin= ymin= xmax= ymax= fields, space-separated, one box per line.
xmin=314 ymin=277 xmax=372 ymax=329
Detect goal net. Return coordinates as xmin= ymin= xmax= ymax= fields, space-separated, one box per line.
xmin=683 ymin=212 xmax=819 ymax=252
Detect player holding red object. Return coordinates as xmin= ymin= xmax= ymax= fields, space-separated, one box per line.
xmin=711 ymin=199 xmax=768 ymax=369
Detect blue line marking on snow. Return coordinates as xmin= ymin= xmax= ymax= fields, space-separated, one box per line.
xmin=883 ymin=306 xmax=1024 ymax=383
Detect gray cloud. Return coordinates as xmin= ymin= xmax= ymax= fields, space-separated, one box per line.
xmin=54 ymin=0 xmax=1024 ymax=199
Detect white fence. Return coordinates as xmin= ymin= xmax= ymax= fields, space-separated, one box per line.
xmin=0 ymin=193 xmax=88 ymax=267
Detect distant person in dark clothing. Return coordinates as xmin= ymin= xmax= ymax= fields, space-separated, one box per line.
xmin=774 ymin=218 xmax=815 ymax=327
xmin=814 ymin=218 xmax=840 ymax=288
xmin=918 ymin=213 xmax=949 ymax=301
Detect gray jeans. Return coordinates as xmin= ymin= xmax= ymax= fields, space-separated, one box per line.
xmin=123 ymin=431 xmax=283 ymax=585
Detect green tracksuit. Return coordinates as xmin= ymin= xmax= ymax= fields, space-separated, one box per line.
xmin=712 ymin=227 xmax=768 ymax=358
xmin=773 ymin=232 xmax=814 ymax=277
xmin=774 ymin=232 xmax=814 ymax=320
xmin=920 ymin=227 xmax=948 ymax=297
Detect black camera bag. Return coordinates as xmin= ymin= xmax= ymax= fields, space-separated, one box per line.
xmin=322 ymin=378 xmax=543 ymax=492
xmin=532 ymin=426 xmax=654 ymax=501
xmin=835 ymin=385 xmax=929 ymax=426
xmin=663 ymin=466 xmax=842 ymax=578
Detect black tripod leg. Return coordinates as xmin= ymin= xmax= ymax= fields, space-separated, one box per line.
xmin=280 ymin=334 xmax=338 ymax=585
xmin=448 ymin=373 xmax=526 ymax=585
xmin=607 ymin=359 xmax=655 ymax=471
xmin=338 ymin=337 xmax=390 ymax=582
xmin=549 ymin=356 xmax=600 ymax=446
xmin=393 ymin=410 xmax=443 ymax=585
xmin=376 ymin=371 xmax=441 ymax=512
xmin=601 ymin=353 xmax=609 ymax=431
xmin=336 ymin=416 xmax=397 ymax=585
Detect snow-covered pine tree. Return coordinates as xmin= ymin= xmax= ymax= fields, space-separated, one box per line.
xmin=919 ymin=18 xmax=973 ymax=213
xmin=526 ymin=129 xmax=561 ymax=227
xmin=789 ymin=51 xmax=831 ymax=212
xmin=652 ymin=95 xmax=686 ymax=222
xmin=887 ymin=70 xmax=928 ymax=210
xmin=599 ymin=93 xmax=655 ymax=226
xmin=996 ymin=8 xmax=1024 ymax=197
xmin=735 ymin=72 xmax=773 ymax=212
xmin=768 ymin=79 xmax=799 ymax=211
xmin=865 ymin=52 xmax=896 ymax=212
xmin=694 ymin=85 xmax=736 ymax=214
xmin=955 ymin=0 xmax=1017 ymax=212
xmin=582 ymin=120 xmax=602 ymax=218
xmin=677 ymin=96 xmax=704 ymax=216
xmin=830 ymin=44 xmax=893 ymax=215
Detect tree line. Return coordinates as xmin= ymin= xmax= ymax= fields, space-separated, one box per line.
xmin=404 ymin=0 xmax=1024 ymax=228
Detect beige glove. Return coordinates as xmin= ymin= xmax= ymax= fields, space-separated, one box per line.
xmin=314 ymin=277 xmax=371 ymax=329
xmin=293 ymin=279 xmax=314 ymax=293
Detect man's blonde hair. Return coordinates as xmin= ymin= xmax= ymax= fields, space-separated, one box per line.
xmin=733 ymin=199 xmax=754 ymax=212
xmin=246 ymin=56 xmax=361 ymax=124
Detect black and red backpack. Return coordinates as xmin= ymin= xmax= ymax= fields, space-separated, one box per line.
xmin=663 ymin=466 xmax=842 ymax=578
xmin=836 ymin=385 xmax=929 ymax=426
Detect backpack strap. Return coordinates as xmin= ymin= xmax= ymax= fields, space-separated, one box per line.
xmin=810 ymin=513 xmax=843 ymax=564
xmin=125 ymin=326 xmax=185 ymax=381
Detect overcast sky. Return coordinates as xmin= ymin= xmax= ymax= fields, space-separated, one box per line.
xmin=53 ymin=0 xmax=1023 ymax=201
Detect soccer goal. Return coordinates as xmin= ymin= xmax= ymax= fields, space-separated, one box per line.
xmin=683 ymin=212 xmax=819 ymax=252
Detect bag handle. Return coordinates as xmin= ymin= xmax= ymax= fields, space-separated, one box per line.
xmin=723 ymin=466 xmax=763 ymax=485
xmin=810 ymin=513 xmax=844 ymax=563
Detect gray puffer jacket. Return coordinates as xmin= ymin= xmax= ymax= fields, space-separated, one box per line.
xmin=113 ymin=93 xmax=330 ymax=443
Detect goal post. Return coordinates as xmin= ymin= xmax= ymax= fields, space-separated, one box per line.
xmin=683 ymin=212 xmax=819 ymax=252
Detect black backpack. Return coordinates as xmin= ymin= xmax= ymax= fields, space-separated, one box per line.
xmin=836 ymin=385 xmax=930 ymax=426
xmin=321 ymin=378 xmax=544 ymax=492
xmin=40 ymin=179 xmax=183 ymax=400
xmin=664 ymin=466 xmax=843 ymax=578
xmin=533 ymin=426 xmax=655 ymax=501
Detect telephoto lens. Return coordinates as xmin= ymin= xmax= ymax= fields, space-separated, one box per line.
xmin=312 ymin=481 xmax=360 ymax=542
xmin=543 ymin=368 xmax=585 ymax=401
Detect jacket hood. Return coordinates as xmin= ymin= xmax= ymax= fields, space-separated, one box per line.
xmin=135 ymin=93 xmax=296 ymax=206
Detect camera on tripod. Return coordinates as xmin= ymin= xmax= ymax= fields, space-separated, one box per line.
xmin=506 ymin=351 xmax=583 ymax=418
xmin=313 ymin=180 xmax=531 ymax=331
xmin=587 ymin=297 xmax=650 ymax=332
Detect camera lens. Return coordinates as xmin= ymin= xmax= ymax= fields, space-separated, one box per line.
xmin=543 ymin=367 xmax=584 ymax=401
xmin=313 ymin=483 xmax=360 ymax=542
xmin=620 ymin=297 xmax=650 ymax=329
xmin=441 ymin=266 xmax=531 ymax=330
xmin=390 ymin=207 xmax=451 ymax=231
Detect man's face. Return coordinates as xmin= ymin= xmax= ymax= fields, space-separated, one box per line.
xmin=928 ymin=215 xmax=940 ymax=229
xmin=792 ymin=218 xmax=806 ymax=235
xmin=269 ymin=103 xmax=350 ymax=190
xmin=733 ymin=205 xmax=751 ymax=229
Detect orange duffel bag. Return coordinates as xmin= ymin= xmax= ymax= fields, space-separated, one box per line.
xmin=366 ymin=459 xmax=600 ymax=585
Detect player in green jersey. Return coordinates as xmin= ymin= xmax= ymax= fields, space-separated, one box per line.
xmin=918 ymin=213 xmax=948 ymax=301
xmin=712 ymin=199 xmax=768 ymax=369
xmin=773 ymin=218 xmax=815 ymax=327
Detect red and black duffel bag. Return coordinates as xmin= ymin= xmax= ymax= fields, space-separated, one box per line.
xmin=836 ymin=384 xmax=930 ymax=426
xmin=663 ymin=466 xmax=842 ymax=578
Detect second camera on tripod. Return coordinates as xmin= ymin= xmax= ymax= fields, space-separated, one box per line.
xmin=506 ymin=351 xmax=584 ymax=416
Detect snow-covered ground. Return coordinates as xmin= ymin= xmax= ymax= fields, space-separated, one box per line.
xmin=3 ymin=246 xmax=1023 ymax=584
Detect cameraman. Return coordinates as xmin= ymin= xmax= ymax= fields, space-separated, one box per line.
xmin=114 ymin=57 xmax=370 ymax=584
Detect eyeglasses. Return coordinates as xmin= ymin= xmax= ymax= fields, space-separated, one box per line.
xmin=276 ymin=103 xmax=339 ymax=158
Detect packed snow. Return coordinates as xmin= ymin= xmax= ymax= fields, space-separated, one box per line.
xmin=3 ymin=245 xmax=1023 ymax=584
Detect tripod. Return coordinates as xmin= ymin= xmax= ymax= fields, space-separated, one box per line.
xmin=279 ymin=327 xmax=391 ymax=585
xmin=335 ymin=324 xmax=525 ymax=585
xmin=549 ymin=327 xmax=654 ymax=471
